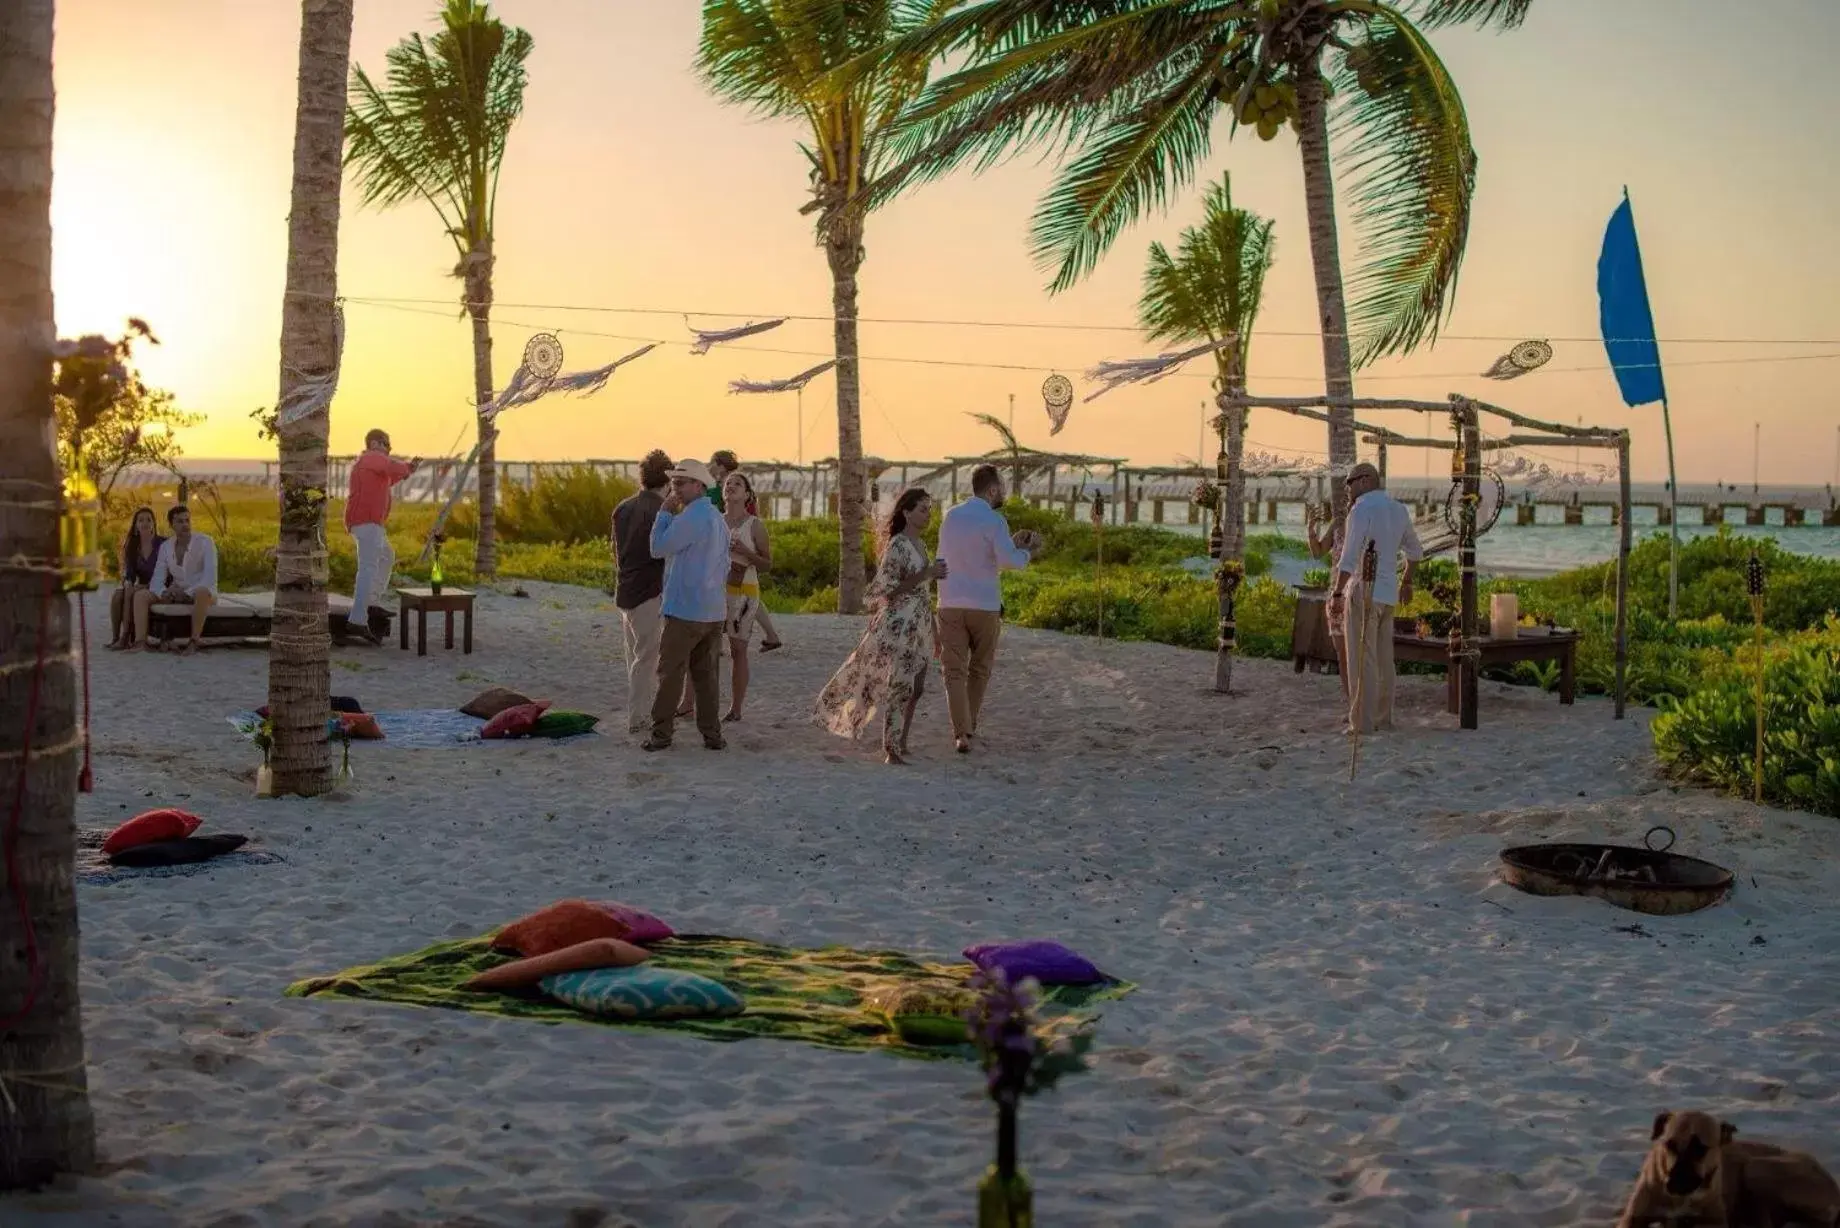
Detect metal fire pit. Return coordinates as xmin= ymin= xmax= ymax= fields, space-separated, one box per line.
xmin=1498 ymin=826 xmax=1733 ymax=916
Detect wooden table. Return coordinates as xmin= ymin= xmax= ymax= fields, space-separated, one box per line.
xmin=1393 ymin=626 xmax=1580 ymax=713
xmin=396 ymin=587 xmax=475 ymax=656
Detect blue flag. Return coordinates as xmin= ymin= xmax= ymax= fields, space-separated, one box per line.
xmin=1597 ymin=192 xmax=1667 ymax=407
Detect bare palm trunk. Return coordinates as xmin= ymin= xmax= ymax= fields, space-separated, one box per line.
xmin=0 ymin=0 xmax=98 ymax=1187
xmin=266 ymin=0 xmax=352 ymax=798
xmin=826 ymin=213 xmax=868 ymax=615
xmin=1214 ymin=351 xmax=1248 ymax=693
xmin=465 ymin=247 xmax=497 ymax=579
xmin=1294 ymin=65 xmax=1357 ymax=539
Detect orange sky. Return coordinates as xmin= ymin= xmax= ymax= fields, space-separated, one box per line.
xmin=49 ymin=0 xmax=1840 ymax=484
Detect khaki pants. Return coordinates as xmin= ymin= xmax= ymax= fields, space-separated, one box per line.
xmin=620 ymin=595 xmax=662 ymax=733
xmin=1341 ymin=584 xmax=1396 ymax=734
xmin=938 ymin=607 xmax=1002 ymax=740
xmin=650 ymin=617 xmax=723 ymax=744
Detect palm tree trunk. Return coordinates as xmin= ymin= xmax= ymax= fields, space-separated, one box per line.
xmin=1293 ymin=64 xmax=1358 ymax=538
xmin=0 ymin=0 xmax=98 ymax=1187
xmin=1214 ymin=352 xmax=1248 ymax=694
xmin=826 ymin=213 xmax=868 ymax=615
xmin=266 ymin=0 xmax=353 ymax=798
xmin=465 ymin=246 xmax=497 ymax=579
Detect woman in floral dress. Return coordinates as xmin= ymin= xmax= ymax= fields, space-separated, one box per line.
xmin=814 ymin=487 xmax=947 ymax=764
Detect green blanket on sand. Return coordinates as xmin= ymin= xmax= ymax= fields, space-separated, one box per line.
xmin=285 ymin=933 xmax=1135 ymax=1061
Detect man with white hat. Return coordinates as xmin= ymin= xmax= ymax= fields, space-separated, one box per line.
xmin=643 ymin=459 xmax=730 ymax=751
xmin=1328 ymin=461 xmax=1423 ymax=734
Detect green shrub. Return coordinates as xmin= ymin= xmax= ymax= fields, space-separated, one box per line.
xmin=490 ymin=464 xmax=636 ymax=545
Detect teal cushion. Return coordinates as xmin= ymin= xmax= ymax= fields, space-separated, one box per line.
xmin=531 ymin=711 xmax=601 ymax=738
xmin=540 ymin=966 xmax=744 ymax=1020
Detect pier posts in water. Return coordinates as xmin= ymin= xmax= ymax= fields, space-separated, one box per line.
xmin=1745 ymin=505 xmax=1766 ymax=525
xmin=1702 ymin=504 xmax=1724 ymax=525
xmin=1516 ymin=503 xmax=1537 ymax=526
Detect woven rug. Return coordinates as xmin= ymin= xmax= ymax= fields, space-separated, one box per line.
xmin=227 ymin=709 xmax=599 ymax=750
xmin=77 ymin=829 xmax=283 ymax=886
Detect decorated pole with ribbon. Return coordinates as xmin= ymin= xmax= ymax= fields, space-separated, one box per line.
xmin=1349 ymin=539 xmax=1378 ymax=782
xmin=1090 ymin=489 xmax=1106 ymax=640
xmin=1747 ymin=551 xmax=1766 ymax=805
xmin=1455 ymin=398 xmax=1482 ymax=731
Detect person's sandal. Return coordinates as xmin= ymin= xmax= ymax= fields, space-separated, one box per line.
xmin=761 ymin=641 xmax=784 ymax=653
xmin=641 ymin=737 xmax=671 ymax=753
xmin=703 ymin=736 xmax=726 ymax=751
xmin=954 ymin=736 xmax=970 ymax=754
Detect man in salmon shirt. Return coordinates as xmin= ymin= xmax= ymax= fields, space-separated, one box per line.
xmin=347 ymin=428 xmax=419 ymax=643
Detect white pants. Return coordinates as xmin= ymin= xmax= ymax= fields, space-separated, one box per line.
xmin=1341 ymin=583 xmax=1396 ymax=734
xmin=350 ymin=522 xmax=394 ymax=616
xmin=620 ymin=596 xmax=663 ymax=733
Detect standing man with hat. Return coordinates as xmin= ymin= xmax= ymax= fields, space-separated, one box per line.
xmin=1328 ymin=461 xmax=1423 ymax=734
xmin=644 ymin=459 xmax=730 ymax=752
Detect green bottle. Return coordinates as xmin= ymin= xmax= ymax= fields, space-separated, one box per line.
xmin=977 ymin=1104 xmax=1032 ymax=1227
xmin=429 ymin=548 xmax=444 ymax=596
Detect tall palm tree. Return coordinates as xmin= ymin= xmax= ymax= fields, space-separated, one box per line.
xmin=345 ymin=0 xmax=533 ymax=578
xmin=860 ymin=0 xmax=1529 ymax=536
xmin=1137 ymin=172 xmax=1273 ymax=691
xmin=698 ymin=0 xmax=961 ymax=615
xmin=0 ymin=0 xmax=98 ymax=1187
xmin=267 ymin=0 xmax=355 ymax=799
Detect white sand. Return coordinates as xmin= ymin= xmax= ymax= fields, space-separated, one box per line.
xmin=12 ymin=580 xmax=1838 ymax=1226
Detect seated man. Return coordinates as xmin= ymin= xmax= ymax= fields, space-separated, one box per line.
xmin=133 ymin=504 xmax=218 ymax=655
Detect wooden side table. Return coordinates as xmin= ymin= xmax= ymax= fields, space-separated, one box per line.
xmin=1392 ymin=626 xmax=1580 ymax=713
xmin=396 ymin=587 xmax=475 ymax=656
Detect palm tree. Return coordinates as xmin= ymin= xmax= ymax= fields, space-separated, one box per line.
xmin=345 ymin=0 xmax=533 ymax=578
xmin=698 ymin=0 xmax=961 ymax=615
xmin=0 ymin=0 xmax=98 ymax=1187
xmin=266 ymin=0 xmax=355 ymax=799
xmin=860 ymin=0 xmax=1529 ymax=536
xmin=1137 ymin=172 xmax=1273 ymax=692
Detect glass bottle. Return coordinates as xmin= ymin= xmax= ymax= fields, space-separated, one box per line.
xmin=60 ymin=468 xmax=103 ymax=592
xmin=429 ymin=546 xmax=444 ymax=596
xmin=977 ymin=1102 xmax=1032 ymax=1228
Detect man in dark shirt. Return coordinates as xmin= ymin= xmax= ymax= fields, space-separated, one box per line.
xmin=613 ymin=450 xmax=672 ymax=734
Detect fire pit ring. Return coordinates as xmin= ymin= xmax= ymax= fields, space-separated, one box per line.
xmin=1498 ymin=826 xmax=1733 ymax=916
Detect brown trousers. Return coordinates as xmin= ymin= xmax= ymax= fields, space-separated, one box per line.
xmin=650 ymin=617 xmax=724 ymax=744
xmin=937 ymin=608 xmax=1002 ymax=740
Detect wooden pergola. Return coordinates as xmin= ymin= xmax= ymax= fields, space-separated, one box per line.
xmin=1222 ymin=392 xmax=1633 ymax=728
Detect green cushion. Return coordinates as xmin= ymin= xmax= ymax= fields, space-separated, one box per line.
xmin=865 ymin=984 xmax=974 ymax=1047
xmin=530 ymin=710 xmax=600 ymax=738
xmin=540 ymin=966 xmax=744 ymax=1020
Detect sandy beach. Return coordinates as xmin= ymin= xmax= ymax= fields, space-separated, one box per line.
xmin=11 ymin=580 xmax=1838 ymax=1227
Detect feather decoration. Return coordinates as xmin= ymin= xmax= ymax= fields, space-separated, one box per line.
xmin=688 ymin=317 xmax=788 ymax=355
xmin=728 ymin=360 xmax=836 ymax=394
xmin=277 ymin=303 xmax=345 ymax=426
xmin=1082 ymin=338 xmax=1234 ymax=402
xmin=481 ymin=344 xmax=656 ymax=421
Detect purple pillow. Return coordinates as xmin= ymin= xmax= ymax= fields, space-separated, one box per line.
xmin=593 ymin=901 xmax=675 ymax=945
xmin=963 ymin=939 xmax=1104 ymax=986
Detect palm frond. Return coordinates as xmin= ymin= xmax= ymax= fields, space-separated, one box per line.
xmin=967 ymin=410 xmax=1022 ymax=457
xmin=1138 ymin=173 xmax=1273 ymax=386
xmin=1329 ymin=5 xmax=1475 ymax=366
xmin=1390 ymin=0 xmax=1532 ymax=31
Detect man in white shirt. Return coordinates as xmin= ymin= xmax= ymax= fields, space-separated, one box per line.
xmin=936 ymin=464 xmax=1042 ymax=753
xmin=1328 ymin=462 xmax=1423 ymax=734
xmin=141 ymin=504 xmax=218 ymax=655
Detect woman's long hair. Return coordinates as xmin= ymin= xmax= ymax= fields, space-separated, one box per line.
xmin=725 ymin=471 xmax=756 ymax=517
xmin=120 ymin=505 xmax=158 ymax=578
xmin=881 ymin=487 xmax=931 ymax=552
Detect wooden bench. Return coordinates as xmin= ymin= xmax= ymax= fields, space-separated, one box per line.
xmin=1393 ymin=626 xmax=1580 ymax=713
xmin=148 ymin=592 xmax=373 ymax=645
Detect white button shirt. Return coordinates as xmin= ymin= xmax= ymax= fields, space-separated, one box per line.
xmin=1335 ymin=490 xmax=1423 ymax=606
xmin=151 ymin=532 xmax=219 ymax=597
xmin=937 ymin=497 xmax=1032 ymax=611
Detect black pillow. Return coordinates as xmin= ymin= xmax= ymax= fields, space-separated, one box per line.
xmin=330 ymin=695 xmax=362 ymax=713
xmin=107 ymin=834 xmax=249 ymax=867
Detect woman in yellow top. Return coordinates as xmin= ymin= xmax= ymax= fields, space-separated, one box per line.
xmin=720 ymin=471 xmax=772 ymax=722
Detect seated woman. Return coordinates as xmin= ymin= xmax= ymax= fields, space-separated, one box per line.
xmin=131 ymin=504 xmax=217 ymax=655
xmin=107 ymin=505 xmax=164 ymax=650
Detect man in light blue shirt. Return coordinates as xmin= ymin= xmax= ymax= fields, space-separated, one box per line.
xmin=936 ymin=464 xmax=1042 ymax=753
xmin=643 ymin=460 xmax=731 ymax=751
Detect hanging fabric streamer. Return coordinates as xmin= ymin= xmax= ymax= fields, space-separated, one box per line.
xmin=727 ymin=360 xmax=835 ymax=394
xmin=1480 ymin=339 xmax=1554 ymax=381
xmin=277 ymin=302 xmax=345 ymax=426
xmin=1082 ymin=337 xmax=1234 ymax=403
xmin=688 ymin=317 xmax=787 ymax=355
xmin=1041 ymin=374 xmax=1074 ymax=434
xmin=482 ymin=334 xmax=656 ymax=422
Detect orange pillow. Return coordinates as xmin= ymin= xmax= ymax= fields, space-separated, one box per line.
xmin=463 ymin=937 xmax=651 ymax=993
xmin=492 ymin=899 xmax=632 ymax=957
xmin=338 ymin=712 xmax=385 ymax=740
xmin=101 ymin=808 xmax=203 ymax=855
xmin=481 ymin=700 xmax=552 ymax=740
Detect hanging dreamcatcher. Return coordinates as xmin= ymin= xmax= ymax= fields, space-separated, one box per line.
xmin=523 ymin=331 xmax=564 ymax=380
xmin=1443 ymin=467 xmax=1508 ymax=537
xmin=1042 ymin=373 xmax=1074 ymax=434
xmin=1481 ymin=339 xmax=1554 ymax=381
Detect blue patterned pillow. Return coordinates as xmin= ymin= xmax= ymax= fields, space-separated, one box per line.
xmin=540 ymin=966 xmax=745 ymax=1020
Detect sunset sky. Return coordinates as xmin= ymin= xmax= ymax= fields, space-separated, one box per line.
xmin=49 ymin=0 xmax=1840 ymax=484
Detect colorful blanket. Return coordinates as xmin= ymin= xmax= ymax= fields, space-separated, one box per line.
xmin=285 ymin=933 xmax=1134 ymax=1061
xmin=77 ymin=830 xmax=282 ymax=886
xmin=227 ymin=709 xmax=599 ymax=750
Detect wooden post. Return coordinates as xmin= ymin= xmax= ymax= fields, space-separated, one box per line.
xmin=1375 ymin=439 xmax=1388 ymax=484
xmin=1614 ymin=432 xmax=1631 ymax=720
xmin=1458 ymin=399 xmax=1480 ymax=731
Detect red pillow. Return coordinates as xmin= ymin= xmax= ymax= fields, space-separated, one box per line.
xmin=492 ymin=899 xmax=632 ymax=957
xmin=338 ymin=712 xmax=385 ymax=740
xmin=481 ymin=700 xmax=551 ymax=740
xmin=102 ymin=808 xmax=203 ymax=855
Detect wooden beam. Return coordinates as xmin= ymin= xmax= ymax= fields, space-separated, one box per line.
xmin=1462 ymin=395 xmax=1624 ymax=441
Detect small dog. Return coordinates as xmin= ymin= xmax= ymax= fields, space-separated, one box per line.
xmin=1617 ymin=1110 xmax=1840 ymax=1227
